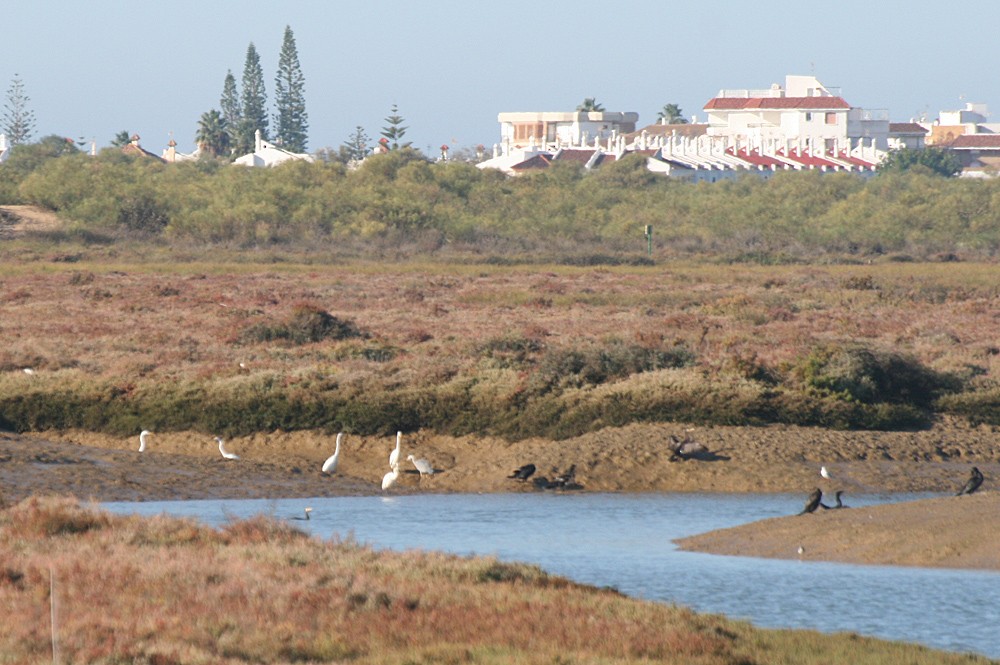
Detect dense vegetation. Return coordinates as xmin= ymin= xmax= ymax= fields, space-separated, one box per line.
xmin=0 ymin=496 xmax=990 ymax=664
xmin=2 ymin=144 xmax=1000 ymax=260
xmin=0 ymin=144 xmax=998 ymax=439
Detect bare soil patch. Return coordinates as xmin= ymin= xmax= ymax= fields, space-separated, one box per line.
xmin=0 ymin=204 xmax=62 ymax=238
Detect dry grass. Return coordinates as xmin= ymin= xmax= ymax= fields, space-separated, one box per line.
xmin=0 ymin=255 xmax=997 ymax=436
xmin=0 ymin=496 xmax=990 ymax=664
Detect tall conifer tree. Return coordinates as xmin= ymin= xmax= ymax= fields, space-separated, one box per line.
xmin=273 ymin=25 xmax=309 ymax=152
xmin=220 ymin=70 xmax=241 ymax=153
xmin=237 ymin=42 xmax=268 ymax=154
xmin=2 ymin=74 xmax=36 ymax=145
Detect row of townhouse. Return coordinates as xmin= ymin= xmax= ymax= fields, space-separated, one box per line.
xmin=477 ymin=74 xmax=996 ymax=179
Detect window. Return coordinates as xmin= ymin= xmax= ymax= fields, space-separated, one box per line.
xmin=513 ymin=123 xmax=543 ymax=141
xmin=825 ymin=112 xmax=838 ymax=125
xmin=805 ymin=113 xmax=812 ymax=121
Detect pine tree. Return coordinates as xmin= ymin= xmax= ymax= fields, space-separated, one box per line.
xmin=220 ymin=70 xmax=241 ymax=152
xmin=381 ymin=104 xmax=409 ymax=149
xmin=273 ymin=25 xmax=308 ymax=153
xmin=340 ymin=126 xmax=370 ymax=162
xmin=2 ymin=74 xmax=36 ymax=145
xmin=237 ymin=42 xmax=268 ymax=154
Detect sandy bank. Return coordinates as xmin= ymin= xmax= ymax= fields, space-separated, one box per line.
xmin=676 ymin=492 xmax=1000 ymax=571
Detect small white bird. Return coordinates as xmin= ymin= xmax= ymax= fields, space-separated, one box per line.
xmin=215 ymin=436 xmax=240 ymax=460
xmin=797 ymin=545 xmax=805 ymax=557
xmin=407 ymin=454 xmax=434 ymax=477
xmin=22 ymin=368 xmax=35 ymax=376
xmin=322 ymin=433 xmax=344 ymax=474
xmin=820 ymin=466 xmax=831 ymax=480
xmin=138 ymin=430 xmax=152 ymax=452
xmin=381 ymin=466 xmax=400 ymax=491
xmin=388 ymin=431 xmax=402 ymax=470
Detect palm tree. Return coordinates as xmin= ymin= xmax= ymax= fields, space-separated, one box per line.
xmin=195 ymin=109 xmax=230 ymax=158
xmin=656 ymin=103 xmax=688 ymax=124
xmin=576 ymin=97 xmax=605 ymax=112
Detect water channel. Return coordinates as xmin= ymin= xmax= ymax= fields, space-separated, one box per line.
xmin=105 ymin=492 xmax=1000 ymax=659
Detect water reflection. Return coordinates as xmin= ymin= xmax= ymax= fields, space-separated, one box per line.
xmin=104 ymin=493 xmax=1000 ymax=659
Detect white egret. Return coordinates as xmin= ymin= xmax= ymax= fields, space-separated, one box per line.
xmin=820 ymin=466 xmax=831 ymax=480
xmin=322 ymin=433 xmax=343 ymax=474
xmin=138 ymin=430 xmax=152 ymax=452
xmin=215 ymin=436 xmax=240 ymax=460
xmin=388 ymin=431 xmax=402 ymax=470
xmin=381 ymin=466 xmax=400 ymax=491
xmin=291 ymin=507 xmax=313 ymax=521
xmin=407 ymin=454 xmax=434 ymax=477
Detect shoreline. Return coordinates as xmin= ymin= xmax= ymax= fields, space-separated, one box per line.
xmin=4 ymin=423 xmax=1000 ymax=572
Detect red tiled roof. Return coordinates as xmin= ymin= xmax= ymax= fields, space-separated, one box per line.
xmin=888 ymin=122 xmax=927 ymax=135
xmin=553 ymin=149 xmax=596 ymax=163
xmin=704 ymin=96 xmax=850 ymax=111
xmin=510 ymin=153 xmax=552 ymax=170
xmin=835 ymin=151 xmax=878 ymax=169
xmin=947 ymin=135 xmax=1000 ymax=149
xmin=777 ymin=148 xmax=842 ymax=169
xmin=727 ymin=147 xmax=787 ymax=168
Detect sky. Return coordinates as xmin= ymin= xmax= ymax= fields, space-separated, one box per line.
xmin=5 ymin=0 xmax=1000 ymax=155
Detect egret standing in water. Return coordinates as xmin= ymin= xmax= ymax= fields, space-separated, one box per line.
xmin=138 ymin=430 xmax=152 ymax=452
xmin=215 ymin=436 xmax=240 ymax=460
xmin=382 ymin=466 xmax=400 ymax=491
xmin=322 ymin=433 xmax=344 ymax=474
xmin=407 ymin=454 xmax=434 ymax=477
xmin=388 ymin=431 xmax=402 ymax=470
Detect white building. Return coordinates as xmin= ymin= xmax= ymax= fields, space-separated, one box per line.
xmin=703 ymin=75 xmax=889 ymax=153
xmin=233 ymin=130 xmax=314 ymax=167
xmin=0 ymin=133 xmax=10 ymax=163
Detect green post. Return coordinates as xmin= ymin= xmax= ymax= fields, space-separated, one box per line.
xmin=644 ymin=224 xmax=653 ymax=257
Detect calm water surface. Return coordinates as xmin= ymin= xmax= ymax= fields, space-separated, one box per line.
xmin=105 ymin=493 xmax=1000 ymax=659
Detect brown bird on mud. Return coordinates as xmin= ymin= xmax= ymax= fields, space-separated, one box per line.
xmin=955 ymin=466 xmax=984 ymax=496
xmin=799 ymin=488 xmax=824 ymax=515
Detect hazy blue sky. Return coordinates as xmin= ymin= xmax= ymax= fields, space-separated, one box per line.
xmin=5 ymin=1 xmax=998 ymax=154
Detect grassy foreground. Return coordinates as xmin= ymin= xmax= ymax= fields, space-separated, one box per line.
xmin=0 ymin=497 xmax=991 ymax=665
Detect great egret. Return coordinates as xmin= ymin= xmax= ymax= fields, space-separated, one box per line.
xmin=508 ymin=463 xmax=536 ymax=481
xmin=138 ymin=430 xmax=152 ymax=452
xmin=322 ymin=433 xmax=343 ymax=474
xmin=215 ymin=436 xmax=240 ymax=460
xmin=291 ymin=507 xmax=313 ymax=521
xmin=956 ymin=466 xmax=984 ymax=496
xmin=820 ymin=466 xmax=831 ymax=480
xmin=381 ymin=466 xmax=400 ymax=491
xmin=388 ymin=431 xmax=402 ymax=470
xmin=407 ymin=454 xmax=434 ymax=477
xmin=798 ymin=488 xmax=824 ymax=515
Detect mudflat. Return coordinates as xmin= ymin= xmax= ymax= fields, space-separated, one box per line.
xmin=2 ymin=418 xmax=999 ymax=571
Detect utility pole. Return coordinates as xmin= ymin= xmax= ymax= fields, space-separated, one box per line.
xmin=644 ymin=224 xmax=653 ymax=257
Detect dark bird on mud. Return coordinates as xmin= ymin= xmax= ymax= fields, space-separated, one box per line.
xmin=668 ymin=434 xmax=710 ymax=462
xmin=508 ymin=463 xmax=536 ymax=481
xmin=832 ymin=490 xmax=848 ymax=509
xmin=956 ymin=466 xmax=984 ymax=496
xmin=551 ymin=464 xmax=576 ymax=488
xmin=799 ymin=488 xmax=824 ymax=515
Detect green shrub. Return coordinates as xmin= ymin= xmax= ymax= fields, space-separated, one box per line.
xmin=240 ymin=305 xmax=368 ymax=345
xmin=795 ymin=344 xmax=960 ymax=407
